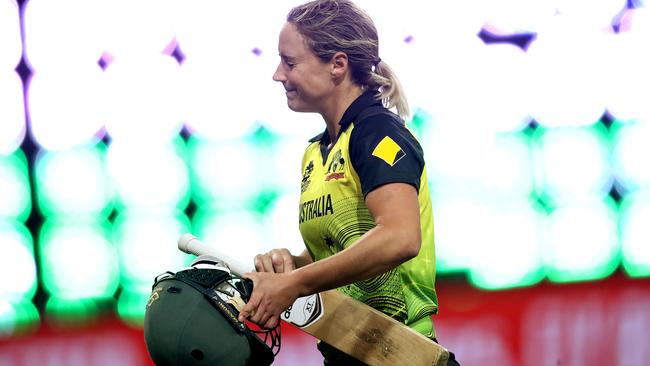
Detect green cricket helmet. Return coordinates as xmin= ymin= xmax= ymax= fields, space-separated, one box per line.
xmin=144 ymin=255 xmax=278 ymax=366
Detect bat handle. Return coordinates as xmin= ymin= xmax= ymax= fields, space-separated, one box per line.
xmin=177 ymin=233 xmax=254 ymax=276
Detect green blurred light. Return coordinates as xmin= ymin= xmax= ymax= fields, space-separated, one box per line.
xmin=114 ymin=211 xmax=191 ymax=292
xmin=34 ymin=143 xmax=113 ymax=217
xmin=188 ymin=137 xmax=265 ymax=209
xmin=485 ymin=133 xmax=534 ymax=203
xmin=0 ymin=300 xmax=39 ymax=338
xmin=468 ymin=200 xmax=546 ymax=290
xmin=117 ymin=289 xmax=149 ymax=327
xmin=406 ymin=108 xmax=432 ymax=141
xmin=532 ymin=125 xmax=612 ymax=205
xmin=107 ymin=137 xmax=190 ymax=211
xmin=620 ymin=191 xmax=650 ymax=277
xmin=0 ymin=149 xmax=31 ymax=221
xmin=45 ymin=297 xmax=98 ymax=328
xmin=0 ymin=220 xmax=37 ymax=302
xmin=193 ymin=209 xmax=268 ymax=263
xmin=39 ymin=218 xmax=120 ymax=300
xmin=611 ymin=120 xmax=650 ymax=192
xmin=432 ymin=199 xmax=490 ymax=274
xmin=544 ymin=197 xmax=620 ymax=283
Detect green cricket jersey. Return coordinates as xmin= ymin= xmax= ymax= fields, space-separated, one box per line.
xmin=298 ymin=90 xmax=438 ymax=338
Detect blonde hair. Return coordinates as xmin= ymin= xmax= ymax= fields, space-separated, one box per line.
xmin=287 ymin=0 xmax=410 ymax=119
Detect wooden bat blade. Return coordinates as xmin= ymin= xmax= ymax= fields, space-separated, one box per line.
xmin=286 ymin=289 xmax=449 ymax=366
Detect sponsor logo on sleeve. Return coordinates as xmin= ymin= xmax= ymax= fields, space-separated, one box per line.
xmin=371 ymin=136 xmax=405 ymax=167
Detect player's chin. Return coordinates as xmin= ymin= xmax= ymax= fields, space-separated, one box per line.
xmin=287 ymin=102 xmax=306 ymax=113
xmin=287 ymin=100 xmax=315 ymax=114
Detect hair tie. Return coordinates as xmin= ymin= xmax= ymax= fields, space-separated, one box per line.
xmin=373 ymin=57 xmax=381 ymax=66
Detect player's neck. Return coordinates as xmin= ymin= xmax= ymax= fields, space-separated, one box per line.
xmin=321 ymin=83 xmax=364 ymax=144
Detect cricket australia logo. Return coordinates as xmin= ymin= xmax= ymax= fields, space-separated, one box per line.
xmin=281 ymin=293 xmax=323 ymax=328
xmin=301 ymin=160 xmax=314 ymax=193
xmin=325 ymin=149 xmax=345 ymax=181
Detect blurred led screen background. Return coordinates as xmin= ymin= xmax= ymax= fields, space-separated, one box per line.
xmin=1 ymin=0 xmax=650 ymax=365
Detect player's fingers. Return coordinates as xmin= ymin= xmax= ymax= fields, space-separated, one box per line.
xmin=283 ymin=250 xmax=295 ymax=272
xmin=249 ymin=303 xmax=266 ymax=324
xmin=260 ymin=254 xmax=276 ymax=272
xmin=238 ymin=302 xmax=253 ymax=322
xmin=263 ymin=316 xmax=279 ymax=330
xmin=271 ymin=251 xmax=285 ymax=273
xmin=253 ymin=255 xmax=264 ymax=272
xmin=239 ymin=296 xmax=257 ymax=319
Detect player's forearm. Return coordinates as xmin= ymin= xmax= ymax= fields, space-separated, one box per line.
xmin=291 ymin=224 xmax=420 ymax=296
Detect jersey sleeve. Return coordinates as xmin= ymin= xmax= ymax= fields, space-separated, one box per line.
xmin=349 ymin=113 xmax=425 ymax=197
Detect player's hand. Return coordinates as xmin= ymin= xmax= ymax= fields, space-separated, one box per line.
xmin=254 ymin=248 xmax=296 ymax=273
xmin=237 ymin=271 xmax=301 ymax=329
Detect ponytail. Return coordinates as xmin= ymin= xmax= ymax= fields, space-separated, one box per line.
xmin=369 ymin=60 xmax=410 ymax=119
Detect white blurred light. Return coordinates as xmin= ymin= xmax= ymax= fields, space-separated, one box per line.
xmin=0 ymin=153 xmax=30 ymax=220
xmin=174 ymin=1 xmax=296 ymax=139
xmin=271 ymin=136 xmax=310 ymax=193
xmin=101 ymin=0 xmax=175 ymax=57
xmin=29 ymin=65 xmax=105 ymax=151
xmin=620 ymin=191 xmax=650 ymax=277
xmin=104 ymin=55 xmax=182 ymax=144
xmin=477 ymin=44 xmax=533 ymax=133
xmin=421 ymin=128 xmax=493 ymax=202
xmin=533 ymin=127 xmax=612 ymax=204
xmin=432 ymin=199 xmax=492 ymax=273
xmin=172 ymin=0 xmax=287 ymax=59
xmin=360 ymin=1 xmax=526 ymax=125
xmin=114 ymin=212 xmax=190 ymax=292
xmin=550 ymin=0 xmax=627 ymax=28
xmin=544 ymin=199 xmax=619 ymax=282
xmin=0 ymin=0 xmax=23 ymax=69
xmin=0 ymin=71 xmax=25 ymax=155
xmin=468 ymin=201 xmax=545 ymax=289
xmin=481 ymin=0 xmax=557 ymax=34
xmin=358 ymin=0 xmax=487 ymax=41
xmin=107 ymin=140 xmax=189 ymax=210
xmin=24 ymin=0 xmax=106 ymax=69
xmin=485 ymin=133 xmax=534 ymax=202
xmin=612 ymin=121 xmax=650 ymax=191
xmin=35 ymin=145 xmax=111 ymax=216
xmin=606 ymin=9 xmax=650 ymax=122
xmin=189 ymin=139 xmax=259 ymax=206
xmin=526 ymin=16 xmax=610 ymax=127
xmin=0 ymin=221 xmax=36 ymax=302
xmin=264 ymin=192 xmax=304 ymax=255
xmin=425 ymin=37 xmax=500 ymax=132
xmin=194 ymin=210 xmax=267 ymax=266
xmin=179 ymin=56 xmax=259 ymax=140
xmin=40 ymin=220 xmax=119 ymax=299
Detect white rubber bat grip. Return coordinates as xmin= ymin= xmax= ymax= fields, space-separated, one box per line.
xmin=177 ymin=233 xmax=253 ymax=276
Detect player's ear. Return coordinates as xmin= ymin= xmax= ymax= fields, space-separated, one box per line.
xmin=330 ymin=52 xmax=349 ymax=79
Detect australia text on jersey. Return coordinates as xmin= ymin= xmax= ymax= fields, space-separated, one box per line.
xmin=299 ymin=194 xmax=334 ymax=224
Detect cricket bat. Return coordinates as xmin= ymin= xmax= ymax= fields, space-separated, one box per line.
xmin=178 ymin=233 xmax=450 ymax=366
